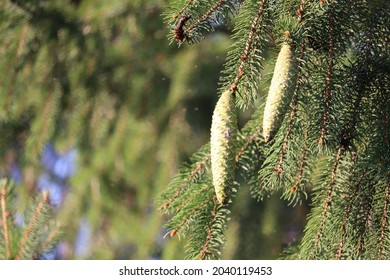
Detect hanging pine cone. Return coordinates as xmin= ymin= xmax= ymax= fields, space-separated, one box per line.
xmin=210 ymin=89 xmax=238 ymax=204
xmin=263 ymin=38 xmax=298 ymax=143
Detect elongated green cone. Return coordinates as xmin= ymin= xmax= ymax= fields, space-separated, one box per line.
xmin=210 ymin=89 xmax=238 ymax=204
xmin=263 ymin=42 xmax=298 ymax=143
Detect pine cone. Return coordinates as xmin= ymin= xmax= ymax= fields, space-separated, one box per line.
xmin=263 ymin=42 xmax=298 ymax=143
xmin=210 ymin=90 xmax=238 ymax=204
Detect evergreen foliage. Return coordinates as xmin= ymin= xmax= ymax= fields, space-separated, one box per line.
xmin=0 ymin=178 xmax=61 ymax=260
xmin=1 ymin=0 xmax=388 ymax=260
xmin=158 ymin=0 xmax=390 ymax=259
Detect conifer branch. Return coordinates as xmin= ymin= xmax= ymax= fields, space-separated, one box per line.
xmin=231 ymin=0 xmax=268 ymax=94
xmin=357 ymin=183 xmax=375 ymax=257
xmin=161 ymin=152 xmax=210 ymax=210
xmin=186 ymin=0 xmax=228 ymax=34
xmin=15 ymin=191 xmax=50 ymax=260
xmin=0 ymin=185 xmax=11 ymax=259
xmin=378 ymin=183 xmax=390 ymax=259
xmin=319 ymin=2 xmax=335 ymax=145
xmin=172 ymin=0 xmax=195 ymax=20
xmin=33 ymin=80 xmax=56 ymax=156
xmin=312 ymin=145 xmax=344 ymax=259
xmin=169 ymin=196 xmax=211 ymax=237
xmin=2 ymin=24 xmax=29 ymax=112
xmin=172 ymin=185 xmax=211 ymax=215
xmin=235 ymin=126 xmax=263 ymax=162
xmin=33 ymin=224 xmax=61 ymax=259
xmin=290 ymin=130 xmax=308 ymax=193
xmin=169 ymin=0 xmax=237 ymax=44
xmin=197 ymin=200 xmax=219 ymax=259
xmin=274 ymin=105 xmax=296 ymax=176
xmin=160 ymin=0 xmax=390 ymax=259
xmin=336 ymin=173 xmax=363 ymax=260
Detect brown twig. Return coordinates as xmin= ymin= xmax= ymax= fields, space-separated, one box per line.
xmin=231 ymin=0 xmax=268 ymax=93
xmin=172 ymin=0 xmax=195 ymax=20
xmin=0 ymin=187 xmax=11 ymax=259
xmin=186 ymin=0 xmax=226 ymax=33
xmin=235 ymin=127 xmax=263 ymax=162
xmin=172 ymin=185 xmax=211 ymax=214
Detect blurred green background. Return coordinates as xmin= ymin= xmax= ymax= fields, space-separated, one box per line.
xmin=0 ymin=0 xmax=308 ymax=259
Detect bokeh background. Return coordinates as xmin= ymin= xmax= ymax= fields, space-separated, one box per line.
xmin=0 ymin=0 xmax=309 ymax=259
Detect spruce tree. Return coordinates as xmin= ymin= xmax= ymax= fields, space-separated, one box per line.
xmin=158 ymin=0 xmax=390 ymax=260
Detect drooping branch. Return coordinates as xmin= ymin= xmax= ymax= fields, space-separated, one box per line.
xmin=336 ymin=173 xmax=363 ymax=259
xmin=290 ymin=130 xmax=308 ymax=193
xmin=231 ymin=0 xmax=268 ymax=94
xmin=312 ymin=145 xmax=344 ymax=259
xmin=357 ymin=184 xmax=375 ymax=257
xmin=197 ymin=200 xmax=219 ymax=259
xmin=319 ymin=2 xmax=335 ymax=145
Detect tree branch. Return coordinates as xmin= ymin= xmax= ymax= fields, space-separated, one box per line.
xmin=312 ymin=145 xmax=344 ymax=259
xmin=15 ymin=191 xmax=50 ymax=260
xmin=319 ymin=2 xmax=335 ymax=145
xmin=0 ymin=186 xmax=11 ymax=259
